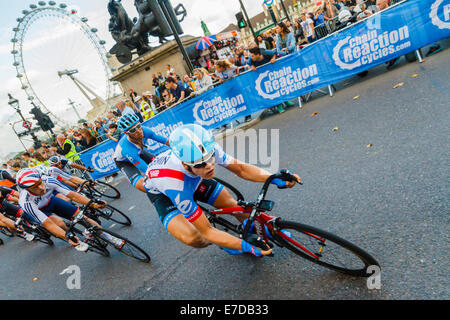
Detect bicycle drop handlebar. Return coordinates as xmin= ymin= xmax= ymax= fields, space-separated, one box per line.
xmin=241 ymin=169 xmax=302 ymax=240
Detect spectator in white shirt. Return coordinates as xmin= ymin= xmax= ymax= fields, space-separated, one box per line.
xmin=193 ymin=68 xmax=214 ymax=94
xmin=300 ymin=13 xmax=316 ymax=44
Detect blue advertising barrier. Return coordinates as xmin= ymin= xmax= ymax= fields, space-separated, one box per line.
xmin=80 ymin=0 xmax=450 ymax=180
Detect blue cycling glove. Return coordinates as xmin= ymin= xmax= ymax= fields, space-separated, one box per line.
xmin=241 ymin=240 xmax=264 ymax=257
xmin=271 ymin=178 xmax=287 ymax=188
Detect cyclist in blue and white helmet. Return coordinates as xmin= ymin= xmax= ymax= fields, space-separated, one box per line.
xmin=170 ymin=123 xmax=216 ymax=168
xmin=113 ymin=112 xmax=169 ymax=192
xmin=143 ymin=123 xmax=301 ymax=258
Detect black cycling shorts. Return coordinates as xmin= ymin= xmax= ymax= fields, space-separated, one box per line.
xmin=0 ymin=200 xmax=22 ymax=219
xmin=114 ymin=150 xmax=155 ymax=188
xmin=146 ymin=179 xmax=223 ymax=229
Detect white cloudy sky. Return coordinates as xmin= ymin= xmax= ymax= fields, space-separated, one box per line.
xmin=0 ymin=0 xmax=267 ymax=159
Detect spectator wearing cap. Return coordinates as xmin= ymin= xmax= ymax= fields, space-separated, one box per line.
xmin=142 ymin=91 xmax=159 ymax=114
xmin=134 ymin=95 xmax=155 ymax=120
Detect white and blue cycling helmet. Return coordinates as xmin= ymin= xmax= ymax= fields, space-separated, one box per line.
xmin=33 ymin=165 xmax=49 ymax=176
xmin=117 ymin=113 xmax=140 ymax=132
xmin=170 ymin=124 xmax=215 ymax=165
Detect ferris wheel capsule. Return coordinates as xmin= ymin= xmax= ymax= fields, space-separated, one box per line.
xmin=49 ymin=1 xmax=56 ymax=5
xmin=38 ymin=1 xmax=47 ymax=6
xmin=30 ymin=4 xmax=38 ymax=9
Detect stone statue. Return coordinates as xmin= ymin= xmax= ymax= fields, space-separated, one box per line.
xmin=107 ymin=0 xmax=187 ymax=64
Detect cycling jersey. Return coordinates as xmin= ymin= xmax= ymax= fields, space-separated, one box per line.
xmin=114 ymin=126 xmax=167 ymax=173
xmin=45 ymin=166 xmax=72 ymax=181
xmin=144 ymin=144 xmax=233 ymax=224
xmin=18 ymin=176 xmax=73 ymax=224
xmin=52 ymin=156 xmax=72 ymax=170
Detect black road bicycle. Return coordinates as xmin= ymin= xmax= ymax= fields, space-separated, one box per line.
xmin=66 ymin=199 xmax=150 ymax=263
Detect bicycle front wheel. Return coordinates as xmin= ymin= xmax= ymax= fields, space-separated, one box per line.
xmin=94 ymin=229 xmax=150 ymax=263
xmin=89 ymin=181 xmax=121 ymax=199
xmin=272 ymin=220 xmax=379 ymax=277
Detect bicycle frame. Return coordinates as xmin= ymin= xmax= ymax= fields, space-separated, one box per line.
xmin=207 ymin=170 xmax=324 ymax=260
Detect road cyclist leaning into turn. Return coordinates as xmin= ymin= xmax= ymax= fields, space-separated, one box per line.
xmin=113 ymin=113 xmax=170 ymax=193
xmin=143 ymin=124 xmax=301 ymax=257
xmin=15 ymin=168 xmax=125 ymax=251
xmin=0 ymin=186 xmax=35 ymax=241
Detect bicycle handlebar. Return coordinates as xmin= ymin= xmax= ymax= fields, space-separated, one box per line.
xmin=242 ymin=169 xmax=302 ymax=240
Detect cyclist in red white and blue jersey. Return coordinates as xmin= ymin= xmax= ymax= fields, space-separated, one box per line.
xmin=34 ymin=164 xmax=86 ymax=192
xmin=114 ymin=113 xmax=169 ymax=192
xmin=144 ymin=124 xmax=301 ymax=257
xmin=16 ymin=168 xmax=124 ymax=250
xmin=48 ymin=155 xmax=92 ymax=173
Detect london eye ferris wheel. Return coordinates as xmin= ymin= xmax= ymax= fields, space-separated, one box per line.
xmin=11 ymin=1 xmax=120 ymax=127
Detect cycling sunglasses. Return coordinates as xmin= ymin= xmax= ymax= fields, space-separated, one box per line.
xmin=187 ymin=152 xmax=215 ymax=169
xmin=127 ymin=123 xmax=142 ymax=134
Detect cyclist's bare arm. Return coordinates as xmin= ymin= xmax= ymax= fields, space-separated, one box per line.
xmin=0 ymin=214 xmax=18 ymax=232
xmin=226 ymin=159 xmax=301 ymax=187
xmin=68 ymin=176 xmax=85 ymax=186
xmin=69 ymin=162 xmax=87 ymax=171
xmin=58 ymin=177 xmax=78 ymax=189
xmin=7 ymin=194 xmax=20 ymax=204
xmin=65 ymin=191 xmax=107 ymax=229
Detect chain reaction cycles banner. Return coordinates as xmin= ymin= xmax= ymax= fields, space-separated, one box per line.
xmin=80 ymin=0 xmax=450 ymax=180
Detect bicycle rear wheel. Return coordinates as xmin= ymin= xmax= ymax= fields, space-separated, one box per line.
xmin=95 ymin=205 xmax=132 ymax=226
xmin=272 ymin=220 xmax=379 ymax=277
xmin=89 ymin=181 xmax=121 ymax=199
xmin=94 ymin=229 xmax=150 ymax=263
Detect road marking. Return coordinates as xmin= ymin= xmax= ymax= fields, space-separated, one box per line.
xmin=128 ymin=206 xmax=136 ymax=211
xmin=110 ymin=224 xmax=116 ymax=229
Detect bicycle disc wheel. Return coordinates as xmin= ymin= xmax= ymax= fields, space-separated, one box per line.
xmin=94 ymin=229 xmax=150 ymax=263
xmin=96 ymin=205 xmax=132 ymax=226
xmin=0 ymin=226 xmax=14 ymax=237
xmin=272 ymin=220 xmax=379 ymax=277
xmin=89 ymin=181 xmax=121 ymax=199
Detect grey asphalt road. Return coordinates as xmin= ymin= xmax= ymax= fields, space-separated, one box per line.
xmin=1 ymin=40 xmax=449 ymax=300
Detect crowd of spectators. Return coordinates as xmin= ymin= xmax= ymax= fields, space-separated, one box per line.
xmin=2 ymin=0 xmax=434 ymax=176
